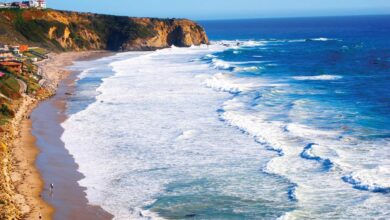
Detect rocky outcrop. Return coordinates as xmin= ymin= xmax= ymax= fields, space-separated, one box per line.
xmin=0 ymin=9 xmax=209 ymax=51
xmin=122 ymin=18 xmax=209 ymax=50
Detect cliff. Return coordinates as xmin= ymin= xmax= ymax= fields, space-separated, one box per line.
xmin=0 ymin=9 xmax=209 ymax=51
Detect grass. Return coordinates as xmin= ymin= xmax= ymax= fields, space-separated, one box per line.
xmin=29 ymin=47 xmax=48 ymax=55
xmin=0 ymin=103 xmax=13 ymax=119
xmin=0 ymin=117 xmax=10 ymax=126
xmin=0 ymin=63 xmax=42 ymax=128
xmin=0 ymin=75 xmax=20 ymax=94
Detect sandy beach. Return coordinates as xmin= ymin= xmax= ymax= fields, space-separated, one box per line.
xmin=7 ymin=51 xmax=113 ymax=219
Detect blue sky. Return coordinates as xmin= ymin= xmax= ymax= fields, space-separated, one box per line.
xmin=48 ymin=0 xmax=390 ymax=20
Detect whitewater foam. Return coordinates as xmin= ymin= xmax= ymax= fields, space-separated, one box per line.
xmin=62 ymin=45 xmax=294 ymax=219
xmin=292 ymin=75 xmax=343 ymax=81
xmin=204 ymin=73 xmax=256 ymax=93
xmin=61 ymin=39 xmax=390 ymax=219
xmin=342 ymin=166 xmax=390 ymax=193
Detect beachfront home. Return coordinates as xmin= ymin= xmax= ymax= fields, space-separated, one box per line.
xmin=0 ymin=50 xmax=14 ymax=61
xmin=0 ymin=44 xmax=8 ymax=51
xmin=0 ymin=44 xmax=15 ymax=61
xmin=0 ymin=61 xmax=23 ymax=74
xmin=10 ymin=46 xmax=22 ymax=56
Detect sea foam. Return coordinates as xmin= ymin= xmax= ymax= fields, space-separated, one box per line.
xmin=61 ymin=39 xmax=390 ymax=219
xmin=61 ymin=45 xmax=293 ymax=219
xmin=292 ymin=75 xmax=342 ymax=81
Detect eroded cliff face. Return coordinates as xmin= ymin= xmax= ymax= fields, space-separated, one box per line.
xmin=0 ymin=9 xmax=209 ymax=51
xmin=124 ymin=18 xmax=209 ymax=50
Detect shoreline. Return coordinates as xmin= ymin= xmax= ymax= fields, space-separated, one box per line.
xmin=10 ymin=51 xmax=114 ymax=219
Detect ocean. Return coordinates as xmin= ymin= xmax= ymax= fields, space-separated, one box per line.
xmin=62 ymin=15 xmax=390 ymax=219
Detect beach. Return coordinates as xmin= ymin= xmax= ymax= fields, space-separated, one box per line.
xmin=2 ymin=15 xmax=389 ymax=219
xmin=6 ymin=51 xmax=113 ymax=219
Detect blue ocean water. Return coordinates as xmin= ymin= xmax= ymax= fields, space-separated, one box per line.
xmin=62 ymin=16 xmax=390 ymax=219
xmin=200 ymin=15 xmax=390 ymax=136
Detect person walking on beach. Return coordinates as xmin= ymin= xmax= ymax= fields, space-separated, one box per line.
xmin=50 ymin=183 xmax=54 ymax=193
xmin=39 ymin=212 xmax=42 ymax=219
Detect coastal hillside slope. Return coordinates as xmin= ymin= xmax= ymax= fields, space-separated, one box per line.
xmin=0 ymin=9 xmax=209 ymax=51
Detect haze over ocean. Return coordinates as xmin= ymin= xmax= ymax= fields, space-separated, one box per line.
xmin=59 ymin=15 xmax=390 ymax=219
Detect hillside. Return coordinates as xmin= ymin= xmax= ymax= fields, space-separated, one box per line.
xmin=0 ymin=9 xmax=209 ymax=51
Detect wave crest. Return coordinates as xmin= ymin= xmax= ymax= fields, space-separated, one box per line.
xmin=292 ymin=75 xmax=342 ymax=81
xmin=342 ymin=166 xmax=390 ymax=193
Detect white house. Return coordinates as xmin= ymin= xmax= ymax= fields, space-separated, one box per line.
xmin=37 ymin=0 xmax=45 ymax=8
xmin=28 ymin=0 xmax=38 ymax=7
xmin=29 ymin=0 xmax=46 ymax=8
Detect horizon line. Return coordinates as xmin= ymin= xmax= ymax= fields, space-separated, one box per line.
xmin=196 ymin=13 xmax=390 ymax=22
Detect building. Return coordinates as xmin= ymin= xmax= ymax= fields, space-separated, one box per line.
xmin=11 ymin=2 xmax=22 ymax=8
xmin=0 ymin=44 xmax=14 ymax=61
xmin=0 ymin=50 xmax=14 ymax=61
xmin=37 ymin=0 xmax=45 ymax=8
xmin=10 ymin=46 xmax=20 ymax=55
xmin=28 ymin=0 xmax=45 ymax=8
xmin=0 ymin=0 xmax=46 ymax=8
xmin=0 ymin=61 xmax=23 ymax=74
xmin=28 ymin=0 xmax=38 ymax=7
xmin=0 ymin=44 xmax=9 ymax=51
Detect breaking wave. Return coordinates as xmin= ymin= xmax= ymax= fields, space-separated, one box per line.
xmin=292 ymin=75 xmax=343 ymax=81
xmin=342 ymin=167 xmax=390 ymax=194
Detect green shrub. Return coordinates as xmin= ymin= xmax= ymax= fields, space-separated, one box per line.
xmin=0 ymin=104 xmax=14 ymax=117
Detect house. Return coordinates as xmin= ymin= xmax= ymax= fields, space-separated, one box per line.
xmin=10 ymin=46 xmax=20 ymax=55
xmin=11 ymin=2 xmax=24 ymax=8
xmin=37 ymin=0 xmax=45 ymax=8
xmin=0 ymin=50 xmax=14 ymax=61
xmin=0 ymin=61 xmax=23 ymax=74
xmin=0 ymin=44 xmax=9 ymax=51
xmin=27 ymin=0 xmax=38 ymax=7
xmin=9 ymin=1 xmax=29 ymax=8
xmin=0 ymin=71 xmax=5 ymax=78
xmin=28 ymin=0 xmax=45 ymax=8
xmin=0 ymin=45 xmax=16 ymax=61
xmin=22 ymin=1 xmax=29 ymax=5
xmin=20 ymin=2 xmax=28 ymax=8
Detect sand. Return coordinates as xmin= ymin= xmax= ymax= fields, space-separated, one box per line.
xmin=10 ymin=51 xmax=114 ymax=220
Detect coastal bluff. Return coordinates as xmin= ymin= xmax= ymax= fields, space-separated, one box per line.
xmin=0 ymin=9 xmax=209 ymax=51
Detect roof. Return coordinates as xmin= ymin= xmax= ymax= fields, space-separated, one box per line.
xmin=0 ymin=61 xmax=22 ymax=66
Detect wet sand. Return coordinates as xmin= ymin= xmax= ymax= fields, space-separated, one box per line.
xmin=32 ymin=72 xmax=113 ymax=219
xmin=13 ymin=106 xmax=54 ymax=219
xmin=15 ymin=52 xmax=114 ymax=220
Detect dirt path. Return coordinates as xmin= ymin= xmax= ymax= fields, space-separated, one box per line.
xmin=16 ymin=78 xmax=27 ymax=93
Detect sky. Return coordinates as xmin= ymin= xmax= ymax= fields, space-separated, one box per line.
xmin=47 ymin=0 xmax=390 ymax=20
